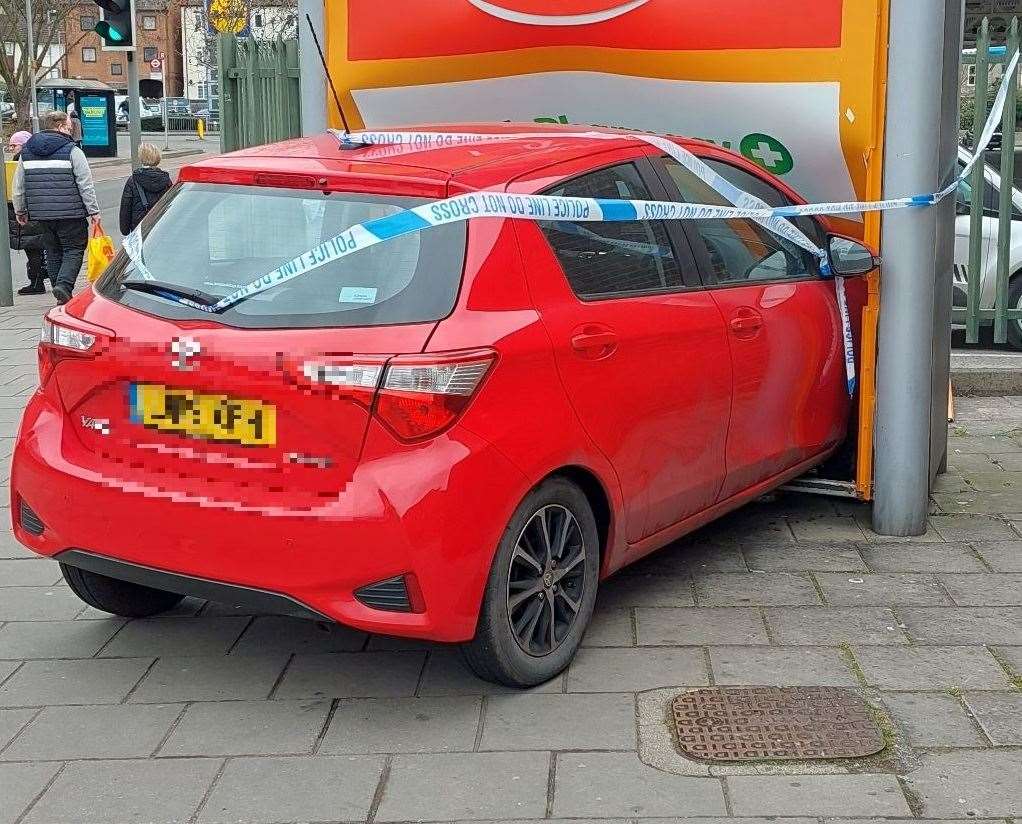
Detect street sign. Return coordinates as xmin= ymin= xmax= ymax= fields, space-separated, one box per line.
xmin=149 ymin=58 xmax=162 ymax=70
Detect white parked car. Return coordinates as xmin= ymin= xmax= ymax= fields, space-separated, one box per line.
xmin=954 ymin=145 xmax=1022 ymax=348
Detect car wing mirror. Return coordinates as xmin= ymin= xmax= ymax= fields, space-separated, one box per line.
xmin=827 ymin=235 xmax=880 ymax=276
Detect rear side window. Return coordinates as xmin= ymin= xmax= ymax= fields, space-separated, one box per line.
xmin=99 ymin=183 xmax=467 ymax=329
xmin=538 ymin=163 xmax=682 ymax=299
xmin=663 ymin=158 xmax=820 ymax=285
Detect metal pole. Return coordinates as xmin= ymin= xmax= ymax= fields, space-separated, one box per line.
xmin=25 ymin=0 xmax=39 ymax=132
xmin=0 ymin=143 xmax=14 ymax=307
xmin=930 ymin=0 xmax=966 ymax=479
xmin=126 ymin=51 xmax=142 ymax=168
xmin=873 ymin=0 xmax=947 ymax=536
xmin=162 ymin=89 xmax=170 ymax=151
xmin=297 ymin=0 xmax=326 ymax=134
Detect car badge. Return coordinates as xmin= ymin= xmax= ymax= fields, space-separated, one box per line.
xmin=171 ymin=337 xmax=201 ymax=370
xmin=81 ymin=416 xmax=110 ymax=435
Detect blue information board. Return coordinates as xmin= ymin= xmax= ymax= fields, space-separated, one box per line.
xmin=80 ymin=95 xmax=111 ymax=149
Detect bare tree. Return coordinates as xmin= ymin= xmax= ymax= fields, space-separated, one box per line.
xmin=0 ymin=0 xmax=82 ymax=128
xmin=189 ymin=0 xmax=296 ymax=74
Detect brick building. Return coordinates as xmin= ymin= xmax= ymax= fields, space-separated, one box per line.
xmin=61 ymin=0 xmax=183 ymax=97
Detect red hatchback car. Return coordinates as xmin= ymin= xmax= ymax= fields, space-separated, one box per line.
xmin=11 ymin=124 xmax=873 ymax=686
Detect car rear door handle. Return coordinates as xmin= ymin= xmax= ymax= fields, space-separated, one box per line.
xmin=570 ymin=326 xmax=618 ymax=359
xmin=729 ymin=308 xmax=763 ymax=338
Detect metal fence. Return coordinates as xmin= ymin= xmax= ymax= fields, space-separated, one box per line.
xmin=956 ymin=16 xmax=1022 ymax=346
xmin=218 ymin=35 xmax=301 ymax=153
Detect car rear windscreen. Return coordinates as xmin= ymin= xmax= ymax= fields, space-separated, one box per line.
xmin=98 ymin=183 xmax=467 ymax=329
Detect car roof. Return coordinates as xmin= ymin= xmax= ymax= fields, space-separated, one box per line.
xmin=180 ymin=122 xmax=717 ymax=192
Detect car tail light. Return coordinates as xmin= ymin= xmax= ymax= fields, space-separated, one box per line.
xmin=374 ymin=349 xmax=496 ymax=442
xmin=280 ymin=354 xmax=388 ymax=406
xmin=38 ymin=312 xmax=112 ymax=384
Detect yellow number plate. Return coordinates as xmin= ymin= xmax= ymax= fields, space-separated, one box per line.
xmin=130 ymin=384 xmax=277 ymax=447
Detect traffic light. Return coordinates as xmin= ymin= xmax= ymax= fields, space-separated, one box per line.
xmin=93 ymin=0 xmax=135 ymax=51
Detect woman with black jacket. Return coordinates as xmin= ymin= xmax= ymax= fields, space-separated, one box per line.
xmin=7 ymin=131 xmax=48 ymax=295
xmin=119 ymin=142 xmax=172 ymax=235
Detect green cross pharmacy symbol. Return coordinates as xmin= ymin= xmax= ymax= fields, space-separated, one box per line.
xmin=740 ymin=133 xmax=795 ymax=175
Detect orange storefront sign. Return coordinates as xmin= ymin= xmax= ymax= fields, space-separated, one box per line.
xmin=326 ymin=0 xmax=891 ymax=496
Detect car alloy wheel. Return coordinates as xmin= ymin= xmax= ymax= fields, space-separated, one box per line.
xmin=506 ymin=504 xmax=587 ymax=656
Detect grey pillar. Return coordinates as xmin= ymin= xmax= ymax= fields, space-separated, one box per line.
xmin=126 ymin=53 xmax=142 ymax=169
xmin=873 ymin=0 xmax=950 ymax=536
xmin=298 ymin=0 xmax=327 ymax=135
xmin=931 ymin=1 xmax=966 ymax=479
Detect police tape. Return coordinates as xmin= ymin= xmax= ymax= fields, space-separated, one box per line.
xmin=120 ymin=49 xmax=1020 ymax=399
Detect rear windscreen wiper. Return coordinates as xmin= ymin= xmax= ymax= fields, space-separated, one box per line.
xmin=121 ymin=280 xmax=221 ymax=307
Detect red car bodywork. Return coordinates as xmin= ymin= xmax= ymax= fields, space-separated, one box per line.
xmin=10 ymin=124 xmax=867 ymax=641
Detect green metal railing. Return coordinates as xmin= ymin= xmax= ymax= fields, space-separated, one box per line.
xmin=218 ymin=35 xmax=301 ymax=153
xmin=956 ymin=17 xmax=1022 ymax=344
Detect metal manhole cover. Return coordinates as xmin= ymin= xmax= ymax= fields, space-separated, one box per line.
xmin=671 ymin=687 xmax=884 ymax=762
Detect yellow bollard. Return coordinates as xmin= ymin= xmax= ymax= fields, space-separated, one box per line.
xmin=197 ymin=118 xmax=205 ymax=140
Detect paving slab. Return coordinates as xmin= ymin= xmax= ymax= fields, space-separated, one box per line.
xmin=693 ymin=573 xmax=821 ymax=606
xmin=634 ymin=607 xmax=769 ymax=646
xmin=853 ymin=645 xmax=1013 ymax=690
xmin=0 ymin=619 xmax=125 ymax=659
xmin=274 ymin=651 xmax=426 ymax=700
xmin=933 ymin=490 xmax=1022 ymax=514
xmin=553 ymin=752 xmax=726 ymax=818
xmin=0 ymin=587 xmax=85 ymax=621
xmin=0 ymin=657 xmax=153 ymax=706
xmin=1 ymin=703 xmax=181 ymax=760
xmin=0 ymin=707 xmax=34 ymax=750
xmin=881 ymin=691 xmax=988 ymax=747
xmin=860 ymin=543 xmax=987 ymax=572
xmin=0 ymin=558 xmax=61 ymax=586
xmin=787 ymin=515 xmax=867 ymax=543
xmin=23 ymin=757 xmax=221 ymax=824
xmin=479 ymin=693 xmax=635 ymax=751
xmin=973 ymin=541 xmax=1022 ymax=571
xmin=963 ymin=691 xmax=1022 ymax=744
xmin=814 ymin=572 xmax=951 ymax=605
xmin=159 ymin=699 xmax=330 ymax=757
xmin=320 ymin=696 xmax=481 ymax=754
xmin=902 ymin=750 xmax=1022 ymax=817
xmin=229 ymin=615 xmax=368 ymax=654
xmin=197 ymin=755 xmax=385 ymax=824
xmin=597 ymin=574 xmax=695 ymax=608
xmin=0 ymin=762 xmax=61 ymax=824
xmin=930 ymin=514 xmax=1020 ymax=542
xmin=98 ymin=616 xmax=250 ymax=657
xmin=726 ymin=774 xmax=912 ymax=817
xmin=898 ymin=607 xmax=1022 ymax=645
xmin=566 ymin=647 xmax=709 ymax=692
xmin=623 ymin=542 xmax=748 ymax=575
xmin=763 ymin=607 xmax=908 ymax=645
xmin=418 ymin=649 xmax=565 ymax=696
xmin=129 ymin=654 xmax=290 ymax=703
xmin=582 ymin=607 xmax=635 ymax=646
xmin=940 ymin=572 xmax=1022 ymax=605
xmin=743 ymin=542 xmax=867 ymax=572
xmin=377 ymin=751 xmax=550 ymax=821
xmin=708 ymin=646 xmax=857 ymax=686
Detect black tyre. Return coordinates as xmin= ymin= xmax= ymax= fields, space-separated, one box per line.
xmin=1008 ymin=276 xmax=1022 ymax=351
xmin=60 ymin=563 xmax=184 ymax=618
xmin=461 ymin=478 xmax=600 ymax=687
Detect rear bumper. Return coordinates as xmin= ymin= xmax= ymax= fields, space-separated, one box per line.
xmin=11 ymin=390 xmax=528 ymax=641
xmin=57 ymin=549 xmax=331 ymax=620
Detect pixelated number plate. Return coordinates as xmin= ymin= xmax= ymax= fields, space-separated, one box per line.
xmin=671 ymin=687 xmax=884 ymax=763
xmin=131 ymin=384 xmax=276 ymax=447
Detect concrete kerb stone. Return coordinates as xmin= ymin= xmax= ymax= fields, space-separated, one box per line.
xmin=634 ymin=687 xmax=919 ymax=779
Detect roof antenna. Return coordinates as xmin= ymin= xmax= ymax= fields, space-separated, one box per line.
xmin=304 ymin=13 xmax=367 ymax=150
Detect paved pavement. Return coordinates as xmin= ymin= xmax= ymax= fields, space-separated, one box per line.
xmin=1 ymin=289 xmax=1021 ymax=822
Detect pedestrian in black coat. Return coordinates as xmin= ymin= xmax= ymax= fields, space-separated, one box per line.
xmin=119 ymin=143 xmax=172 ymax=236
xmin=6 ymin=131 xmax=48 ymax=294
